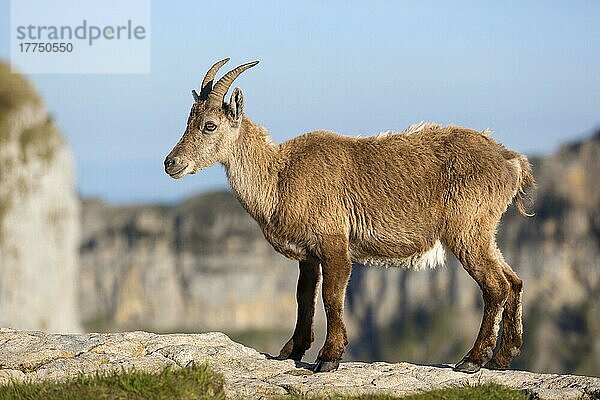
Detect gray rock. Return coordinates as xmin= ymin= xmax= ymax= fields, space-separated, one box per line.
xmin=1 ymin=329 xmax=598 ymax=400
xmin=0 ymin=62 xmax=80 ymax=333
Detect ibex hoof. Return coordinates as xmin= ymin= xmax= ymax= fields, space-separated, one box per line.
xmin=313 ymin=358 xmax=339 ymax=373
xmin=453 ymin=360 xmax=481 ymax=374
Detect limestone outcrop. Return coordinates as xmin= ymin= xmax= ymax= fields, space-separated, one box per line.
xmin=0 ymin=329 xmax=598 ymax=399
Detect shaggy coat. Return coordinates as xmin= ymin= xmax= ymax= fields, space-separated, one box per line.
xmin=165 ymin=59 xmax=535 ymax=374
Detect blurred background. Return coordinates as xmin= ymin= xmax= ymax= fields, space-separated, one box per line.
xmin=0 ymin=1 xmax=599 ymax=376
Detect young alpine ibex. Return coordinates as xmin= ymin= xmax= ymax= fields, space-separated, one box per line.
xmin=164 ymin=59 xmax=535 ymax=373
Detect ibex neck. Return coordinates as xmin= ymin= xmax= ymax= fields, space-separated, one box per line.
xmin=224 ymin=116 xmax=279 ymax=225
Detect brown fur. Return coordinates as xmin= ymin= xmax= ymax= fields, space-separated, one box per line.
xmin=165 ymin=61 xmax=535 ymax=373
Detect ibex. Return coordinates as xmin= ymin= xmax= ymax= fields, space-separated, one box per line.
xmin=164 ymin=59 xmax=535 ymax=373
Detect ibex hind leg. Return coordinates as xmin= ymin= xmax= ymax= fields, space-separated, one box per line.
xmin=485 ymin=259 xmax=523 ymax=370
xmin=449 ymin=239 xmax=511 ymax=374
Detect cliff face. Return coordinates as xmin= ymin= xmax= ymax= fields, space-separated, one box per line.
xmin=0 ymin=63 xmax=80 ymax=332
xmin=79 ymin=131 xmax=600 ymax=376
xmin=79 ymin=192 xmax=298 ymax=332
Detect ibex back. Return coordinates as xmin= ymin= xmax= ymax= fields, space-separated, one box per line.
xmin=164 ymin=59 xmax=535 ymax=373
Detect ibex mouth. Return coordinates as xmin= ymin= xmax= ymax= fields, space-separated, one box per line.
xmin=167 ymin=164 xmax=189 ymax=179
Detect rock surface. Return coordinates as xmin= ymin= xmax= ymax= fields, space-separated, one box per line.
xmin=0 ymin=329 xmax=598 ymax=400
xmin=0 ymin=62 xmax=80 ymax=332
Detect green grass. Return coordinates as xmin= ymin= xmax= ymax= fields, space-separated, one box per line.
xmin=0 ymin=363 xmax=527 ymax=400
xmin=0 ymin=364 xmax=224 ymax=400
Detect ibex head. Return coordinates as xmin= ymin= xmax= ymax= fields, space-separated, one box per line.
xmin=164 ymin=58 xmax=259 ymax=179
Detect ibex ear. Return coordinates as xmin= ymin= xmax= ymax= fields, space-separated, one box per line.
xmin=229 ymin=87 xmax=244 ymax=122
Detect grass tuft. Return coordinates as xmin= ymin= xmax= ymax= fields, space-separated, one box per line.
xmin=0 ymin=364 xmax=224 ymax=400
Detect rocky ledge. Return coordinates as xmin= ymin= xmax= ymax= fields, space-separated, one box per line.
xmin=0 ymin=329 xmax=598 ymax=399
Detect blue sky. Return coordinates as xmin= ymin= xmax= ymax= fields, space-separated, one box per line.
xmin=1 ymin=1 xmax=599 ymax=204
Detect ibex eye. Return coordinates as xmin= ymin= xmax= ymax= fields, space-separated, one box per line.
xmin=204 ymin=122 xmax=217 ymax=132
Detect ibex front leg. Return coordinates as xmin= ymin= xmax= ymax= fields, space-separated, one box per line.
xmin=314 ymin=236 xmax=352 ymax=373
xmin=277 ymin=260 xmax=320 ymax=361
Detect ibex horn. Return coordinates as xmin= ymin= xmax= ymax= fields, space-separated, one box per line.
xmin=208 ymin=61 xmax=259 ymax=105
xmin=195 ymin=58 xmax=230 ymax=102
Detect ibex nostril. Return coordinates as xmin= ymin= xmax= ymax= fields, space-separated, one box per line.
xmin=164 ymin=155 xmax=189 ymax=177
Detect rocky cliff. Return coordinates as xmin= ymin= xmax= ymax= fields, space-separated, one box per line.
xmin=1 ymin=329 xmax=599 ymax=400
xmin=0 ymin=63 xmax=80 ymax=332
xmin=78 ymin=130 xmax=600 ymax=377
xmin=79 ymin=192 xmax=298 ymax=332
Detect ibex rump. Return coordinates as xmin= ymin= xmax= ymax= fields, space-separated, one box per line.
xmin=164 ymin=59 xmax=535 ymax=373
